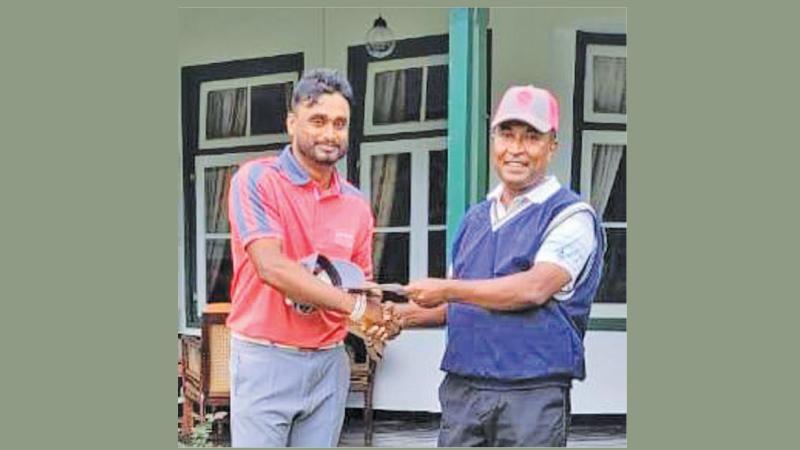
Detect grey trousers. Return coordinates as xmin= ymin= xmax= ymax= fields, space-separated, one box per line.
xmin=229 ymin=337 xmax=350 ymax=448
xmin=437 ymin=373 xmax=571 ymax=447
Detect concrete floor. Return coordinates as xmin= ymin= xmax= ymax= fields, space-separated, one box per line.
xmin=338 ymin=411 xmax=626 ymax=448
xmin=178 ymin=411 xmax=627 ymax=447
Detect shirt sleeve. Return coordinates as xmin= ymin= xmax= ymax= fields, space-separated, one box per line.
xmin=534 ymin=210 xmax=597 ymax=301
xmin=227 ymin=164 xmax=284 ymax=248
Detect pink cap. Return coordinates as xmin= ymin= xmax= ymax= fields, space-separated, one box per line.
xmin=491 ymin=85 xmax=559 ymax=133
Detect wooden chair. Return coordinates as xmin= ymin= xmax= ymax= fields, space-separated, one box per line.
xmin=179 ymin=303 xmax=231 ymax=438
xmin=345 ymin=325 xmax=381 ymax=446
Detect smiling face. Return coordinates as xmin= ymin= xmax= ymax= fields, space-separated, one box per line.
xmin=491 ymin=120 xmax=558 ymax=194
xmin=286 ymin=92 xmax=351 ymax=167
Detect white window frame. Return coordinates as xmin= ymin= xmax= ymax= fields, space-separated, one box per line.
xmin=192 ymin=150 xmax=278 ymax=324
xmin=359 ymin=137 xmax=447 ymax=282
xmin=583 ymin=44 xmax=627 ymax=124
xmin=580 ymin=130 xmax=627 ymax=318
xmin=364 ymin=55 xmax=448 ymax=136
xmin=198 ymin=72 xmax=298 ymax=150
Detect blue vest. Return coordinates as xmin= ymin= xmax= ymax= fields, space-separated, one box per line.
xmin=441 ymin=187 xmax=605 ymax=381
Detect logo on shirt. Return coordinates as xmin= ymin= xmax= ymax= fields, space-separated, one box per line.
xmin=334 ymin=231 xmax=355 ymax=248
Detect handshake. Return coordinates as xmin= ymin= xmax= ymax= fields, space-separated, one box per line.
xmin=348 ymin=285 xmax=405 ymax=351
xmin=348 ymin=278 xmax=452 ymax=352
xmin=347 ymin=278 xmax=454 ymax=351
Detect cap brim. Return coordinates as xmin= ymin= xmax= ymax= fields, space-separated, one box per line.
xmin=328 ymin=258 xmax=367 ymax=290
xmin=298 ymin=253 xmax=320 ymax=272
xmin=490 ymin=113 xmax=552 ymax=133
xmin=299 ymin=254 xmax=368 ymax=290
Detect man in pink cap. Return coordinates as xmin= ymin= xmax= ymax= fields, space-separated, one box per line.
xmin=399 ymin=85 xmax=605 ymax=447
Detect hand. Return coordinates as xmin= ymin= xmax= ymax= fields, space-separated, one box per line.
xmin=394 ymin=301 xmax=447 ymax=328
xmin=404 ymin=278 xmax=451 ymax=308
xmin=363 ymin=301 xmax=403 ymax=347
xmin=358 ymin=298 xmax=385 ymax=326
xmin=383 ymin=301 xmax=405 ymax=336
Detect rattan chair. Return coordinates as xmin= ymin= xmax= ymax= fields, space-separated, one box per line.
xmin=179 ymin=303 xmax=231 ymax=438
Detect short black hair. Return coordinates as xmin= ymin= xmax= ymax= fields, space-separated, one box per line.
xmin=291 ymin=68 xmax=353 ymax=110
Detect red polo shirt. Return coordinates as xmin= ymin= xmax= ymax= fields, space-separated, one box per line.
xmin=226 ymin=146 xmax=374 ymax=348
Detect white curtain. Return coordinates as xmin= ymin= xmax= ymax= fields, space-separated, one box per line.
xmin=590 ymin=144 xmax=624 ymax=219
xmin=205 ymin=166 xmax=235 ymax=300
xmin=371 ymin=155 xmax=398 ymax=274
xmin=593 ymin=55 xmax=626 ymax=114
xmin=374 ymin=70 xmax=407 ymax=124
xmin=206 ymin=88 xmax=247 ymax=138
xmin=370 ymin=70 xmax=408 ymax=275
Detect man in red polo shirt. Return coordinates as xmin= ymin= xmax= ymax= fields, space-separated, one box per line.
xmin=226 ymin=69 xmax=394 ymax=447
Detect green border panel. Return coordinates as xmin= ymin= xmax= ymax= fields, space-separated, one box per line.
xmin=588 ymin=317 xmax=627 ymax=332
xmin=446 ymin=8 xmax=489 ymax=264
xmin=446 ymin=7 xmax=471 ymax=265
xmin=468 ymin=8 xmax=489 ymax=204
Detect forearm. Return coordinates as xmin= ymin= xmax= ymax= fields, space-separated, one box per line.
xmin=256 ymin=255 xmax=356 ymax=314
xmin=444 ymin=271 xmax=552 ymax=311
xmin=396 ymin=303 xmax=447 ymax=327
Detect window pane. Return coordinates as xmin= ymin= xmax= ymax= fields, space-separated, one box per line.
xmin=425 ymin=65 xmax=448 ymax=120
xmin=428 ymin=230 xmax=446 ymax=278
xmin=204 ymin=166 xmax=236 ymax=233
xmin=251 ymin=82 xmax=293 ymax=135
xmin=595 ymin=229 xmax=626 ymax=303
xmin=371 ymin=153 xmax=411 ymax=227
xmin=373 ymin=232 xmax=409 ymax=286
xmin=373 ymin=68 xmax=422 ymax=124
xmin=592 ymin=55 xmax=626 ymax=114
xmin=206 ymin=88 xmax=247 ymax=139
xmin=590 ymin=144 xmax=626 ymax=223
xmin=206 ymin=239 xmax=233 ymax=303
xmin=602 ymin=147 xmax=626 ymax=222
xmin=428 ymin=149 xmax=447 ymax=225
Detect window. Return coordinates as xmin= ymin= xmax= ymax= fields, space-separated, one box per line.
xmin=360 ymin=137 xmax=447 ymax=299
xmin=573 ymin=32 xmax=626 ymax=314
xmin=583 ymin=45 xmax=627 ymax=123
xmin=363 ymin=54 xmax=449 ymax=135
xmin=199 ymin=72 xmax=298 ymax=150
xmin=580 ymin=131 xmax=626 ymax=305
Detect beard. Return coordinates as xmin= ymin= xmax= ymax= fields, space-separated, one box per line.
xmin=295 ymin=134 xmax=347 ymax=166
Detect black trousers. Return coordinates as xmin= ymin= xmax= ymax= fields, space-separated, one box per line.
xmin=437 ymin=374 xmax=571 ymax=447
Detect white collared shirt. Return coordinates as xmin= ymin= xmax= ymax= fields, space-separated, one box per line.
xmin=487 ymin=176 xmax=598 ymax=300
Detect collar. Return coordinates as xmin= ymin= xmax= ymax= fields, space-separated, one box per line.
xmin=486 ymin=175 xmax=562 ymax=205
xmin=276 ymin=145 xmax=342 ymax=196
xmin=277 ymin=145 xmax=311 ymax=185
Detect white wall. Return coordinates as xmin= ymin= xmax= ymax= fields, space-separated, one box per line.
xmin=347 ymin=328 xmax=627 ymax=414
xmin=179 ymin=8 xmax=323 ymax=68
xmin=573 ymin=331 xmax=628 ymax=414
xmin=179 ymin=7 xmax=449 ymax=72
